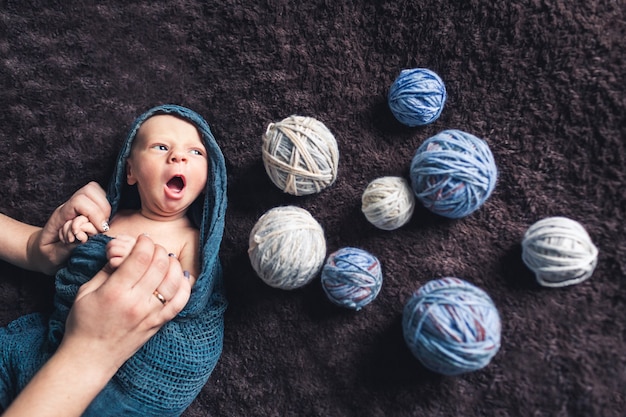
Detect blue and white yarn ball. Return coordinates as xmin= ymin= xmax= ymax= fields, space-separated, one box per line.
xmin=409 ymin=130 xmax=497 ymax=218
xmin=321 ymin=247 xmax=383 ymax=311
xmin=522 ymin=216 xmax=598 ymax=287
xmin=402 ymin=277 xmax=501 ymax=376
xmin=388 ymin=68 xmax=447 ymax=127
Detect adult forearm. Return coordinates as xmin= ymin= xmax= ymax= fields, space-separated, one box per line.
xmin=0 ymin=214 xmax=41 ymax=272
xmin=1 ymin=341 xmax=116 ymax=417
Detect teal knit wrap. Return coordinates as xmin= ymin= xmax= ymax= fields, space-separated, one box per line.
xmin=0 ymin=105 xmax=228 ymax=416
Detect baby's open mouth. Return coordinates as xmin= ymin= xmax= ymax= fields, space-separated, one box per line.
xmin=167 ymin=175 xmax=185 ymax=193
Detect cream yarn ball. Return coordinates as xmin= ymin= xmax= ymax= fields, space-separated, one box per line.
xmin=361 ymin=176 xmax=415 ymax=230
xmin=522 ymin=216 xmax=599 ymax=287
xmin=248 ymin=206 xmax=327 ymax=290
xmin=262 ymin=115 xmax=339 ymax=196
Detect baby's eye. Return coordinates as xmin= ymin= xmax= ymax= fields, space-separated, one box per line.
xmin=190 ymin=149 xmax=204 ymax=156
xmin=152 ymin=144 xmax=168 ymax=151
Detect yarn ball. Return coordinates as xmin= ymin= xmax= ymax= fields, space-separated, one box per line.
xmin=321 ymin=247 xmax=383 ymax=311
xmin=361 ymin=176 xmax=415 ymax=231
xmin=248 ymin=206 xmax=326 ymax=290
xmin=388 ymin=68 xmax=447 ymax=127
xmin=262 ymin=115 xmax=339 ymax=196
xmin=409 ymin=129 xmax=497 ymax=218
xmin=402 ymin=277 xmax=501 ymax=376
xmin=522 ymin=216 xmax=599 ymax=287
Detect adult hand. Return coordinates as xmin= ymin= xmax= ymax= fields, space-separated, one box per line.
xmin=27 ymin=182 xmax=111 ymax=275
xmin=65 ymin=233 xmax=192 ymax=370
xmin=2 ymin=234 xmax=191 ymax=417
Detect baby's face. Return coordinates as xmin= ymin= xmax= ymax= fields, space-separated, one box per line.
xmin=126 ymin=115 xmax=208 ymax=219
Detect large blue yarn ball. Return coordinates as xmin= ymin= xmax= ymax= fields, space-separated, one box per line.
xmin=409 ymin=129 xmax=497 ymax=218
xmin=321 ymin=247 xmax=383 ymax=311
xmin=388 ymin=68 xmax=447 ymax=127
xmin=402 ymin=277 xmax=501 ymax=376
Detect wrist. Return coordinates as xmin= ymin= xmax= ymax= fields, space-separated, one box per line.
xmin=2 ymin=337 xmax=118 ymax=417
xmin=56 ymin=335 xmax=122 ymax=385
xmin=25 ymin=229 xmax=51 ymax=273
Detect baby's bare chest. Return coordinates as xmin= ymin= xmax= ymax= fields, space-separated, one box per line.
xmin=106 ymin=213 xmax=192 ymax=255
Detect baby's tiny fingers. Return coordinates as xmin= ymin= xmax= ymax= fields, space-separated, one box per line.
xmin=60 ymin=220 xmax=77 ymax=244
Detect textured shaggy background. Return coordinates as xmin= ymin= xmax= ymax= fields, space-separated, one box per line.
xmin=1 ymin=1 xmax=625 ymax=416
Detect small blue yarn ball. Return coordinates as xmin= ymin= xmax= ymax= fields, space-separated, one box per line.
xmin=388 ymin=68 xmax=447 ymax=127
xmin=321 ymin=247 xmax=383 ymax=311
xmin=409 ymin=129 xmax=497 ymax=218
xmin=402 ymin=277 xmax=501 ymax=376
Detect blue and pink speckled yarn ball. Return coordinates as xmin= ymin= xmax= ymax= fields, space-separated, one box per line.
xmin=321 ymin=247 xmax=383 ymax=311
xmin=402 ymin=277 xmax=501 ymax=375
xmin=409 ymin=129 xmax=497 ymax=219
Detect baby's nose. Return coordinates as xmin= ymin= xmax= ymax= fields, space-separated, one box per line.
xmin=170 ymin=151 xmax=187 ymax=162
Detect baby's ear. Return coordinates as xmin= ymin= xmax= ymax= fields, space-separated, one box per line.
xmin=126 ymin=161 xmax=137 ymax=185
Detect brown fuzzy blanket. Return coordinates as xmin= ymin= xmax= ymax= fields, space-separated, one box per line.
xmin=1 ymin=1 xmax=624 ymax=416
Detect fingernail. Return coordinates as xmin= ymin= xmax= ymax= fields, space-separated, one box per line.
xmin=102 ymin=221 xmax=110 ymax=232
xmin=183 ymin=270 xmax=190 ymax=279
xmin=168 ymin=253 xmax=177 ymax=258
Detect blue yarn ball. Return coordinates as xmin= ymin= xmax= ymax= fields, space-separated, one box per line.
xmin=321 ymin=247 xmax=383 ymax=311
xmin=402 ymin=278 xmax=501 ymax=376
xmin=388 ymin=68 xmax=447 ymax=127
xmin=409 ymin=129 xmax=497 ymax=218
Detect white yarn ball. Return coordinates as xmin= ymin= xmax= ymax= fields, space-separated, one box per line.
xmin=262 ymin=115 xmax=339 ymax=196
xmin=522 ymin=216 xmax=599 ymax=287
xmin=248 ymin=206 xmax=326 ymax=290
xmin=361 ymin=176 xmax=415 ymax=230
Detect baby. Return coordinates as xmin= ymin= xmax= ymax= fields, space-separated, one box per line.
xmin=0 ymin=105 xmax=228 ymax=417
xmin=61 ymin=112 xmax=207 ymax=286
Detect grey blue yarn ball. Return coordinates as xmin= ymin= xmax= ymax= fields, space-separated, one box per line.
xmin=262 ymin=115 xmax=339 ymax=196
xmin=402 ymin=277 xmax=501 ymax=376
xmin=321 ymin=247 xmax=383 ymax=311
xmin=388 ymin=68 xmax=447 ymax=127
xmin=409 ymin=129 xmax=497 ymax=219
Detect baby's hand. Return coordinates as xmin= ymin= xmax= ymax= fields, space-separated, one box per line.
xmin=59 ymin=215 xmax=100 ymax=244
xmin=106 ymin=234 xmax=137 ymax=270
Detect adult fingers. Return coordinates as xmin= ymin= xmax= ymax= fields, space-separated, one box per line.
xmin=60 ymin=182 xmax=111 ymax=233
xmin=106 ymin=234 xmax=162 ymax=289
xmin=127 ymin=238 xmax=173 ymax=299
xmin=155 ymin=257 xmax=192 ymax=321
xmin=73 ymin=263 xmax=113 ymax=303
